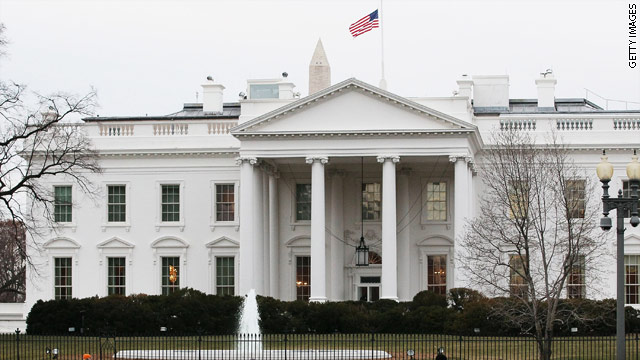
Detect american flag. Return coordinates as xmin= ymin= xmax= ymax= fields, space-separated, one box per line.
xmin=349 ymin=9 xmax=379 ymax=38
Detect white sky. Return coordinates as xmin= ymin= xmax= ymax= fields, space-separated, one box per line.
xmin=0 ymin=0 xmax=637 ymax=116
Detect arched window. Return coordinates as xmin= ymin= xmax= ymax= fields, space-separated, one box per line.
xmin=369 ymin=251 xmax=382 ymax=264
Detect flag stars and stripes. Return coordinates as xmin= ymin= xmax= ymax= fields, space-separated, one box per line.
xmin=349 ymin=9 xmax=380 ymax=38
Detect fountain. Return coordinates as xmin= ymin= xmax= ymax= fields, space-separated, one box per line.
xmin=116 ymin=289 xmax=391 ymax=359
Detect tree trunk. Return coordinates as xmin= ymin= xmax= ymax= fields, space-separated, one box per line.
xmin=537 ymin=335 xmax=553 ymax=360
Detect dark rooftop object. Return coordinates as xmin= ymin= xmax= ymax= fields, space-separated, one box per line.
xmin=83 ymin=103 xmax=240 ymax=122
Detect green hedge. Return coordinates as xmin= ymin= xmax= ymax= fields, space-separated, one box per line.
xmin=26 ymin=288 xmax=242 ymax=335
xmin=26 ymin=287 xmax=638 ymax=336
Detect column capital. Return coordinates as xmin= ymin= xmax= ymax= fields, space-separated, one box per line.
xmin=376 ymin=155 xmax=400 ymax=163
xmin=236 ymin=156 xmax=258 ymax=166
xmin=305 ymin=156 xmax=329 ymax=165
xmin=448 ymin=154 xmax=470 ymax=163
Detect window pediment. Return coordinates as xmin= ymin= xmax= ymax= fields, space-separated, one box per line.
xmin=150 ymin=236 xmax=189 ymax=248
xmin=44 ymin=237 xmax=81 ymax=249
xmin=97 ymin=237 xmax=135 ymax=249
xmin=205 ymin=236 xmax=239 ymax=248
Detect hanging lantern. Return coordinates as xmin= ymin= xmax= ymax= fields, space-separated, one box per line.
xmin=356 ymin=236 xmax=369 ymax=266
xmin=169 ymin=265 xmax=178 ymax=284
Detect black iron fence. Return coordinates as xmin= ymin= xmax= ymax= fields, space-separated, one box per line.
xmin=2 ymin=332 xmax=640 ymax=360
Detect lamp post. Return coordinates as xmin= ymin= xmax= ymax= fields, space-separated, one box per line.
xmin=596 ymin=150 xmax=640 ymax=360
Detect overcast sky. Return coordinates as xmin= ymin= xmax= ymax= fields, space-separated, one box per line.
xmin=0 ymin=0 xmax=636 ymax=116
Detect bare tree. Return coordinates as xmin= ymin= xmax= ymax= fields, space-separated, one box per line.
xmin=0 ymin=220 xmax=26 ymax=302
xmin=461 ymin=129 xmax=607 ymax=360
xmin=0 ymin=24 xmax=101 ymax=299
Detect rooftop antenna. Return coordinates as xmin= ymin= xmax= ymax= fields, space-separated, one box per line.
xmin=195 ymin=91 xmax=199 ymax=103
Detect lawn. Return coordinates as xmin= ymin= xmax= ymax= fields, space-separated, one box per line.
xmin=2 ymin=333 xmax=639 ymax=360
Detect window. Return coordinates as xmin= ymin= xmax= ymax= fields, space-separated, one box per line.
xmin=161 ymin=185 xmax=180 ymax=222
xmin=215 ymin=184 xmax=235 ymax=222
xmin=567 ymin=255 xmax=586 ymax=299
xmin=54 ymin=186 xmax=72 ymax=222
xmin=427 ymin=255 xmax=447 ymax=295
xmin=509 ymin=255 xmax=528 ymax=298
xmin=161 ymin=257 xmax=180 ymax=295
xmin=295 ymin=184 xmax=311 ymax=221
xmin=566 ymin=180 xmax=586 ymax=219
xmin=508 ymin=181 xmax=529 ymax=219
xmin=54 ymin=257 xmax=72 ymax=299
xmin=295 ymin=256 xmax=310 ymax=301
xmin=216 ymin=257 xmax=235 ymax=295
xmin=362 ymin=183 xmax=381 ymax=221
xmin=626 ymin=255 xmax=640 ymax=304
xmin=107 ymin=185 xmax=126 ymax=222
xmin=250 ymin=84 xmax=279 ymax=99
xmin=358 ymin=276 xmax=380 ymax=302
xmin=622 ymin=181 xmax=640 ymax=218
xmin=107 ymin=257 xmax=126 ymax=295
xmin=425 ymin=182 xmax=447 ymax=221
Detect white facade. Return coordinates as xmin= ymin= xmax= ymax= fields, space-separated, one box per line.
xmin=3 ymin=62 xmax=640 ymax=332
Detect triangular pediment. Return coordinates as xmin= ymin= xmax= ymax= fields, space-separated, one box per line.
xmin=205 ymin=236 xmax=239 ymax=248
xmin=232 ymin=78 xmax=474 ymax=135
xmin=97 ymin=237 xmax=135 ymax=249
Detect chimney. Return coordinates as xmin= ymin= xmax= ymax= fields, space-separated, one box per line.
xmin=456 ymin=74 xmax=473 ymax=99
xmin=536 ymin=70 xmax=556 ymax=110
xmin=202 ymin=77 xmax=225 ymax=114
xmin=472 ymin=75 xmax=510 ymax=110
xmin=309 ymin=38 xmax=331 ymax=95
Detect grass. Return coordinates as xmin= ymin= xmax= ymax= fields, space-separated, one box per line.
xmin=2 ymin=334 xmax=639 ymax=360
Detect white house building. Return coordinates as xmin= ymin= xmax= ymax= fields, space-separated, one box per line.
xmin=3 ymin=40 xmax=640 ymax=331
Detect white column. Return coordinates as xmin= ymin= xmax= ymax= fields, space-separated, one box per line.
xmin=396 ymin=167 xmax=411 ymax=301
xmin=262 ymin=170 xmax=270 ymax=296
xmin=268 ymin=171 xmax=279 ymax=298
xmin=237 ymin=156 xmax=257 ymax=295
xmin=450 ymin=154 xmax=470 ymax=288
xmin=253 ymin=164 xmax=265 ymax=295
xmin=329 ymin=170 xmax=345 ymax=301
xmin=306 ymin=156 xmax=328 ymax=303
xmin=378 ymin=155 xmax=400 ymax=301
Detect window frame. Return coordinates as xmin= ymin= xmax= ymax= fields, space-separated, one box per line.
xmin=214 ymin=256 xmax=236 ymax=296
xmin=566 ymin=179 xmax=586 ymax=219
xmin=54 ymin=257 xmax=73 ymax=300
xmin=210 ymin=181 xmax=239 ymax=231
xmin=295 ymin=255 xmax=311 ymax=302
xmin=155 ymin=181 xmax=185 ymax=231
xmin=361 ymin=182 xmax=382 ymax=222
xmin=567 ymin=254 xmax=586 ymax=299
xmin=53 ymin=185 xmax=74 ymax=224
xmin=160 ymin=256 xmax=181 ymax=296
xmin=102 ymin=182 xmax=131 ymax=230
xmin=427 ymin=254 xmax=448 ymax=295
xmin=508 ymin=180 xmax=530 ymax=220
xmin=421 ymin=179 xmax=451 ymax=225
xmin=626 ymin=255 xmax=640 ymax=305
xmin=107 ymin=256 xmax=126 ymax=296
xmin=622 ymin=180 xmax=640 ymax=219
xmin=509 ymin=254 xmax=529 ymax=299
xmin=294 ymin=182 xmax=312 ymax=222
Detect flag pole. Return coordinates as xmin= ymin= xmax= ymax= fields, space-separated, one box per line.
xmin=379 ymin=0 xmax=387 ymax=90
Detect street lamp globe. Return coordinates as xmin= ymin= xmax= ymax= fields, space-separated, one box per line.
xmin=596 ymin=151 xmax=614 ymax=182
xmin=626 ymin=151 xmax=640 ymax=181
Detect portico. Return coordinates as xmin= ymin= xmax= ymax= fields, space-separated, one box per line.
xmin=232 ymin=78 xmax=482 ymax=301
